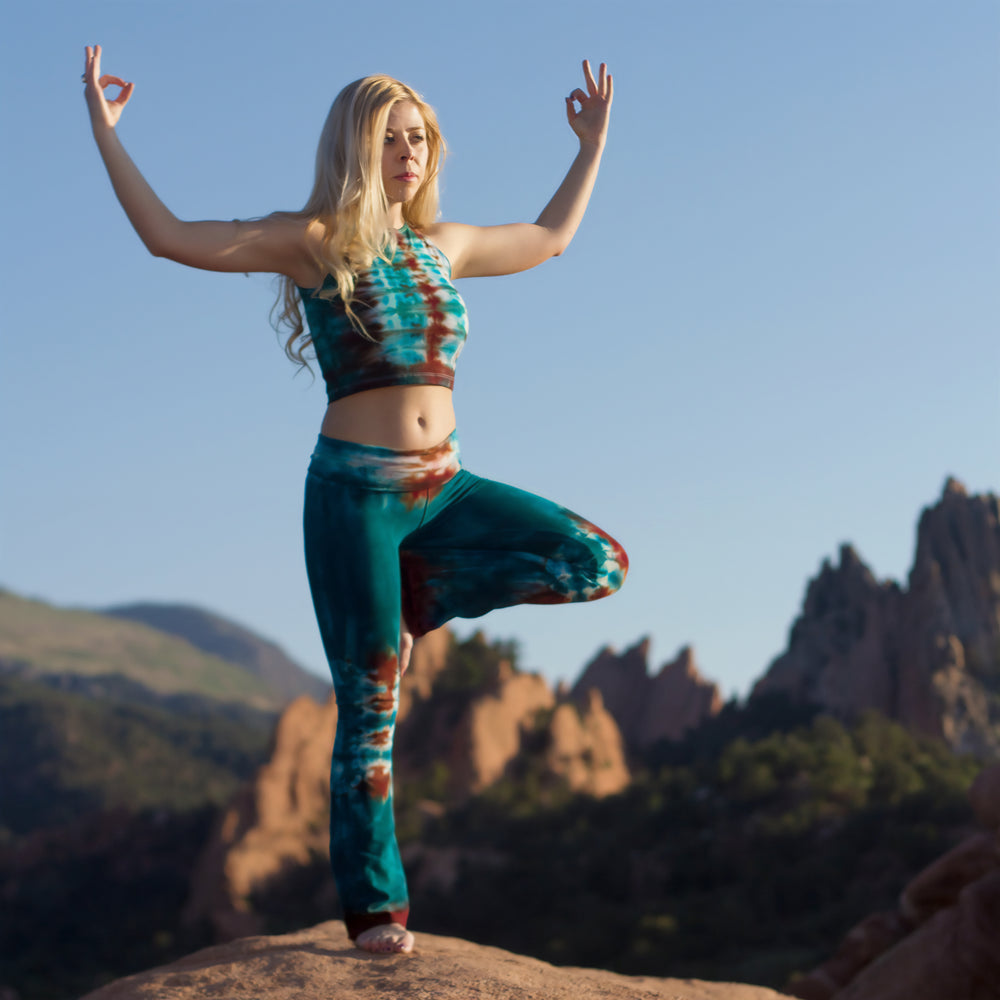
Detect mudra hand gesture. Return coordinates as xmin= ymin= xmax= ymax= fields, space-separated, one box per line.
xmin=83 ymin=44 xmax=134 ymax=131
xmin=566 ymin=59 xmax=613 ymax=149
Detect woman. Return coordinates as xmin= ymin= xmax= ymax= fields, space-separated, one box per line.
xmin=83 ymin=46 xmax=627 ymax=955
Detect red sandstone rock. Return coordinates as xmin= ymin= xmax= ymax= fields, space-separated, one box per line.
xmin=751 ymin=481 xmax=1000 ymax=756
xmin=452 ymin=669 xmax=555 ymax=791
xmin=970 ymin=762 xmax=1000 ymax=830
xmin=833 ymin=870 xmax=1000 ymax=1000
xmin=786 ymin=911 xmax=908 ymax=999
xmin=182 ymin=693 xmax=338 ymax=939
xmin=184 ymin=627 xmax=631 ymax=938
xmin=571 ymin=639 xmax=722 ymax=751
xmin=789 ymin=764 xmax=1000 ymax=1000
xmin=544 ymin=688 xmax=630 ymax=796
xmin=899 ymin=831 xmax=1000 ymax=926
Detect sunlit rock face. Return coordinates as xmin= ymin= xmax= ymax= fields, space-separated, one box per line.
xmin=183 ymin=626 xmax=630 ymax=941
xmin=752 ymin=479 xmax=1000 ymax=757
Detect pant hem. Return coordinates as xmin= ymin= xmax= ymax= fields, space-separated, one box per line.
xmin=345 ymin=907 xmax=410 ymax=941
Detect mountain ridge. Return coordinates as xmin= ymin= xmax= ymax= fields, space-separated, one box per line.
xmin=0 ymin=590 xmax=281 ymax=711
xmin=100 ymin=601 xmax=330 ymax=705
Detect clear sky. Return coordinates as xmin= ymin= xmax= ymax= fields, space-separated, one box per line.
xmin=3 ymin=1 xmax=997 ymax=697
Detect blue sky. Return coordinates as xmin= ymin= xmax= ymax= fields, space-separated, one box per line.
xmin=3 ymin=1 xmax=997 ymax=696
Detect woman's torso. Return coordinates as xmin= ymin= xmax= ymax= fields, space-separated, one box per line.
xmin=296 ymin=223 xmax=464 ymax=451
xmin=320 ymin=384 xmax=456 ymax=451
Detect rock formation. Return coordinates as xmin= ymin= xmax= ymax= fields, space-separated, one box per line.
xmin=545 ymin=688 xmax=631 ymax=797
xmin=753 ymin=480 xmax=1000 ymax=756
xmin=571 ymin=638 xmax=723 ymax=753
xmin=436 ymin=660 xmax=557 ymax=794
xmin=184 ymin=627 xmax=630 ymax=941
xmin=786 ymin=762 xmax=1000 ymax=1000
xmin=182 ymin=693 xmax=338 ymax=941
xmin=78 ymin=921 xmax=795 ymax=1000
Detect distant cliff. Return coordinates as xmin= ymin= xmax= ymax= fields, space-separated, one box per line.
xmin=571 ymin=638 xmax=723 ymax=753
xmin=752 ymin=479 xmax=1000 ymax=756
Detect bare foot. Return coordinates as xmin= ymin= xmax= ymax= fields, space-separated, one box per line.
xmin=355 ymin=922 xmax=415 ymax=954
xmin=399 ymin=626 xmax=414 ymax=677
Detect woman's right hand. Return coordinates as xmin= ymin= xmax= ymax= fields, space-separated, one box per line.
xmin=80 ymin=44 xmax=316 ymax=280
xmin=83 ymin=45 xmax=134 ymax=132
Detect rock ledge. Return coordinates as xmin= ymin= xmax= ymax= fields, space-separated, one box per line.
xmin=79 ymin=921 xmax=792 ymax=1000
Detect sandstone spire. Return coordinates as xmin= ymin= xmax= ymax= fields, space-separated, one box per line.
xmin=571 ymin=638 xmax=723 ymax=753
xmin=752 ymin=480 xmax=1000 ymax=755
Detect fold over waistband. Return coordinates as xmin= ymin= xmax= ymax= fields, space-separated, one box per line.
xmin=308 ymin=430 xmax=462 ymax=492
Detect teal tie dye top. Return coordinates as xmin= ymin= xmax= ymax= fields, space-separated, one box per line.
xmin=298 ymin=226 xmax=468 ymax=403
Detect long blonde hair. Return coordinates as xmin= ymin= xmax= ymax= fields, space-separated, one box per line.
xmin=275 ymin=75 xmax=446 ymax=362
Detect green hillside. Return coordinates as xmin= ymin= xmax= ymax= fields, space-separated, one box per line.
xmin=0 ymin=675 xmax=270 ymax=839
xmin=101 ymin=601 xmax=331 ymax=704
xmin=0 ymin=590 xmax=280 ymax=710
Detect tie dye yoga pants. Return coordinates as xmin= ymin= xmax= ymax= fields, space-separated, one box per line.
xmin=302 ymin=430 xmax=628 ymax=940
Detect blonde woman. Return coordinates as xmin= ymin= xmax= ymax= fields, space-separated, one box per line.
xmin=84 ymin=45 xmax=628 ymax=955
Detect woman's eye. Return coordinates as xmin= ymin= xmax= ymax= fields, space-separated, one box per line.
xmin=412 ymin=134 xmax=425 ymax=143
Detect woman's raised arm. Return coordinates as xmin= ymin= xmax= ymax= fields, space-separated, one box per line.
xmin=83 ymin=45 xmax=314 ymax=278
xmin=428 ymin=60 xmax=613 ymax=280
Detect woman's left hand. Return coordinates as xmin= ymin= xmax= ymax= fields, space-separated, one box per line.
xmin=83 ymin=45 xmax=134 ymax=133
xmin=565 ymin=59 xmax=613 ymax=149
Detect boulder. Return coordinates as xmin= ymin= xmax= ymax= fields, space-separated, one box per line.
xmin=834 ymin=871 xmax=1000 ymax=1000
xmin=787 ymin=764 xmax=1000 ymax=999
xmin=970 ymin=762 xmax=1000 ymax=829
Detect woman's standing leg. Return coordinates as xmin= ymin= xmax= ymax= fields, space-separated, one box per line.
xmin=303 ymin=446 xmax=424 ymax=951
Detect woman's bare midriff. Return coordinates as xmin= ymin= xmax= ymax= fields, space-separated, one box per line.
xmin=320 ymin=384 xmax=457 ymax=451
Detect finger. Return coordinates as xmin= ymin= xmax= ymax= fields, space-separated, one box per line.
xmin=98 ymin=74 xmax=127 ymax=89
xmin=582 ymin=58 xmax=598 ymax=95
xmin=568 ymin=88 xmax=587 ymax=105
xmin=606 ymin=72 xmax=613 ymax=104
xmin=598 ymin=62 xmax=608 ymax=97
xmin=112 ymin=80 xmax=134 ymax=107
xmin=84 ymin=45 xmax=98 ymax=85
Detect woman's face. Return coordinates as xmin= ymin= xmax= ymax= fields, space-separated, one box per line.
xmin=381 ymin=101 xmax=429 ymax=206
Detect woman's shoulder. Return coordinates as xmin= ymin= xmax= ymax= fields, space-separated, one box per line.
xmin=263 ymin=213 xmax=328 ymax=288
xmin=423 ymin=221 xmax=472 ymax=243
xmin=421 ymin=222 xmax=475 ymax=274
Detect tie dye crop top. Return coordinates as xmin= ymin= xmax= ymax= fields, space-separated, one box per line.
xmin=298 ymin=226 xmax=468 ymax=403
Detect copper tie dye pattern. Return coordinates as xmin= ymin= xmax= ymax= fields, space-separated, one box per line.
xmin=298 ymin=226 xmax=468 ymax=403
xmin=303 ymin=431 xmax=628 ymax=939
